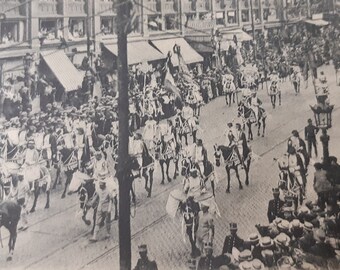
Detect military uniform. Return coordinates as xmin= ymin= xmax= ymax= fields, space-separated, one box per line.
xmin=134 ymin=258 xmax=158 ymax=270
xmin=267 ymin=198 xmax=284 ymax=223
xmin=222 ymin=234 xmax=244 ymax=254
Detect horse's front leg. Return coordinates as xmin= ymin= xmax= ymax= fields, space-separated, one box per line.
xmin=262 ymin=118 xmax=266 ymax=137
xmin=245 ymin=159 xmax=251 ymax=186
xmin=160 ymin=161 xmax=165 ymax=185
xmin=82 ymin=206 xmax=91 ymax=226
xmin=91 ymin=208 xmax=97 ymax=235
xmin=166 ymin=159 xmax=172 ymax=183
xmin=248 ymin=122 xmax=253 ymax=141
xmin=30 ymin=182 xmax=39 ymax=213
xmin=147 ymin=169 xmax=154 ymax=198
xmin=130 ymin=184 xmax=136 ymax=205
xmin=113 ymin=196 xmax=118 ymax=220
xmin=52 ymin=165 xmax=61 ymax=190
xmin=142 ymin=168 xmax=149 ymax=192
xmin=45 ymin=189 xmax=50 ymax=209
xmin=226 ymin=167 xmax=231 ymax=193
xmin=61 ymin=171 xmax=72 ymax=199
xmin=173 ymin=158 xmax=179 ymax=180
xmin=235 ymin=166 xmax=243 ymax=190
xmin=257 ymin=120 xmax=261 ymax=137
xmin=7 ymin=227 xmax=17 ymax=261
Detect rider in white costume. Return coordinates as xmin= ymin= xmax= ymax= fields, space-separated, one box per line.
xmin=192 ymin=139 xmax=206 ymax=177
xmin=183 ymin=168 xmax=202 ymax=199
xmin=23 ymin=139 xmax=40 ymax=185
xmin=143 ymin=116 xmax=157 ymax=150
xmin=249 ymin=92 xmax=262 ymax=122
xmin=75 ymin=128 xmax=86 ymax=167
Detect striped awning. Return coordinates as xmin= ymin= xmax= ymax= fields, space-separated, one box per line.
xmin=103 ymin=41 xmax=165 ymax=65
xmin=150 ymin=38 xmax=203 ymax=66
xmin=304 ymin=19 xmax=329 ymax=26
xmin=41 ymin=50 xmax=84 ymax=92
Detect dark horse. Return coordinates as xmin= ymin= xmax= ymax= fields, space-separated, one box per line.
xmin=238 ymin=102 xmax=266 ymax=140
xmin=29 ymin=166 xmax=51 ymax=213
xmin=0 ymin=200 xmax=21 ymax=261
xmin=154 ymin=136 xmax=180 ymax=184
xmin=213 ymin=144 xmax=252 ymax=193
xmin=179 ymin=197 xmax=201 ymax=258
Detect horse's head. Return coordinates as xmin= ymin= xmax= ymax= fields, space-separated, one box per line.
xmin=213 ymin=145 xmax=221 ymax=167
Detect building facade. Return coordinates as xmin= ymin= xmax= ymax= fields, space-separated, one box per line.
xmin=0 ymin=0 xmax=336 ymax=87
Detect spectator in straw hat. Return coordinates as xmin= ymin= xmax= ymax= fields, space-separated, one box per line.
xmin=298 ymin=222 xmax=315 ymax=252
xmin=309 ymin=229 xmax=336 ymax=259
xmin=245 ymin=233 xmax=262 ymax=260
xmin=289 ymin=219 xmax=303 ymax=243
xmin=274 ymin=233 xmax=291 ymax=260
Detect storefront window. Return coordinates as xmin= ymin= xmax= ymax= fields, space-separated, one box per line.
xmin=148 ymin=15 xmax=162 ymax=32
xmin=69 ymin=18 xmax=85 ymax=39
xmin=241 ymin=10 xmax=250 ymax=22
xmin=165 ymin=14 xmax=179 ymax=30
xmin=227 ymin=10 xmax=237 ymax=24
xmin=101 ymin=17 xmax=116 ymax=35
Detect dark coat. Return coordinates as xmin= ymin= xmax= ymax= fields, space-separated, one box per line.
xmin=133 ymin=258 xmax=158 ymax=270
xmin=222 ymin=234 xmax=244 ymax=254
xmin=267 ymin=198 xmax=284 ymax=223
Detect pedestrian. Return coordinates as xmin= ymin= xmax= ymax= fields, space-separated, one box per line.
xmin=304 ymin=118 xmax=318 ymax=158
xmin=90 ymin=180 xmax=114 ymax=242
xmin=133 ymin=244 xmax=158 ymax=270
xmin=267 ymin=188 xmax=284 ymax=223
xmin=221 ymin=223 xmax=244 ymax=255
xmin=8 ymin=171 xmax=30 ymax=231
xmin=196 ymin=201 xmax=215 ymax=254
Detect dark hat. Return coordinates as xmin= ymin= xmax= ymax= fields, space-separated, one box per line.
xmin=230 ymin=223 xmax=237 ymax=230
xmin=291 ymin=130 xmax=299 ymax=136
xmin=307 ymin=118 xmax=312 ymax=123
xmin=138 ymin=244 xmax=147 ymax=252
xmin=203 ymin=241 xmax=213 ymax=250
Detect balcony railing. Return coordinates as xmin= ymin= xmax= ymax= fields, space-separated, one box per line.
xmin=144 ymin=1 xmax=161 ymax=14
xmin=98 ymin=0 xmax=115 ymax=15
xmin=0 ymin=0 xmax=22 ymax=16
xmin=38 ymin=0 xmax=59 ymax=15
xmin=67 ymin=0 xmax=86 ymax=15
xmin=162 ymin=1 xmax=178 ymax=13
xmin=196 ymin=0 xmax=210 ymax=12
xmin=182 ymin=1 xmax=195 ymax=13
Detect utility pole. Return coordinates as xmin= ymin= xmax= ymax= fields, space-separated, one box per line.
xmin=117 ymin=0 xmax=131 ymax=269
xmin=250 ymin=0 xmax=256 ymax=62
xmin=86 ymin=0 xmax=91 ymax=60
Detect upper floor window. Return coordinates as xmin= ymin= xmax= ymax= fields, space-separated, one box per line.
xmin=1 ymin=22 xmax=19 ymax=44
xmin=216 ymin=12 xmax=225 ymax=25
xmin=241 ymin=10 xmax=250 ymax=22
xmin=39 ymin=19 xmax=63 ymax=45
xmin=68 ymin=18 xmax=85 ymax=40
xmin=227 ymin=10 xmax=237 ymax=24
xmin=165 ymin=14 xmax=179 ymax=30
xmin=148 ymin=15 xmax=162 ymax=32
xmin=101 ymin=17 xmax=116 ymax=35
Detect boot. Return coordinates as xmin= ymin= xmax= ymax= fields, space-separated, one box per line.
xmin=90 ymin=227 xmax=98 ymax=242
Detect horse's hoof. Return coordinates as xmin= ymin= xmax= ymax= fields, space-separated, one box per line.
xmin=67 ymin=191 xmax=73 ymax=196
xmin=167 ymin=178 xmax=172 ymax=183
xmin=160 ymin=181 xmax=164 ymax=185
xmin=30 ymin=208 xmax=35 ymax=213
xmin=262 ymin=134 xmax=264 ymax=137
xmin=147 ymin=193 xmax=151 ymax=198
xmin=245 ymin=181 xmax=249 ymax=186
xmin=239 ymin=186 xmax=243 ymax=190
xmin=45 ymin=204 xmax=50 ymax=209
xmin=226 ymin=189 xmax=230 ymax=193
xmin=6 ymin=256 xmax=12 ymax=262
xmin=85 ymin=220 xmax=91 ymax=226
xmin=61 ymin=194 xmax=66 ymax=199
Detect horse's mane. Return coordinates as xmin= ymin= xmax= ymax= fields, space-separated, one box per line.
xmin=218 ymin=145 xmax=234 ymax=160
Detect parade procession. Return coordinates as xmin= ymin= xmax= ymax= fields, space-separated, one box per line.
xmin=0 ymin=0 xmax=340 ymax=269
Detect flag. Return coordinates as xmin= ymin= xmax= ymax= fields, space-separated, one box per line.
xmin=164 ymin=68 xmax=181 ymax=99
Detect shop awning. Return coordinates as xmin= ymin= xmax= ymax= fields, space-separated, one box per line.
xmin=220 ymin=29 xmax=253 ymax=42
xmin=304 ymin=19 xmax=329 ymax=26
xmin=150 ymin=38 xmax=203 ymax=66
xmin=103 ymin=41 xmax=165 ymax=65
xmin=41 ymin=50 xmax=84 ymax=92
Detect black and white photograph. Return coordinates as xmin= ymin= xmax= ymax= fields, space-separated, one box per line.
xmin=0 ymin=0 xmax=339 ymax=269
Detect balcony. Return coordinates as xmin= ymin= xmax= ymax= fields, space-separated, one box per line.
xmin=196 ymin=0 xmax=210 ymax=12
xmin=144 ymin=1 xmax=161 ymax=14
xmin=162 ymin=0 xmax=178 ymax=13
xmin=182 ymin=1 xmax=195 ymax=13
xmin=38 ymin=0 xmax=60 ymax=15
xmin=66 ymin=0 xmax=86 ymax=15
xmin=0 ymin=0 xmax=24 ymax=17
xmin=98 ymin=0 xmax=115 ymax=15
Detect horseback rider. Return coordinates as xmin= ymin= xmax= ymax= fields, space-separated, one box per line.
xmin=224 ymin=122 xmax=235 ymax=147
xmin=75 ymin=127 xmax=86 ymax=168
xmin=183 ymin=168 xmax=203 ymax=199
xmin=22 ymin=139 xmax=40 ymax=189
xmin=129 ymin=132 xmax=146 ymax=177
xmin=192 ymin=139 xmax=207 ymax=178
xmin=249 ymin=92 xmax=263 ymax=123
xmin=319 ymin=71 xmax=327 ymax=84
xmin=7 ymin=171 xmax=30 ymax=231
xmin=233 ymin=123 xmax=248 ymax=168
xmin=143 ymin=115 xmax=157 ymax=151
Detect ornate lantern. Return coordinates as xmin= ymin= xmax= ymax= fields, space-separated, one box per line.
xmin=310 ymin=103 xmax=334 ymax=129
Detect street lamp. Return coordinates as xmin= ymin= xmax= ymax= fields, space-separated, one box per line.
xmin=211 ymin=29 xmax=222 ymax=69
xmin=23 ymin=53 xmax=33 ymax=88
xmin=310 ymin=101 xmax=334 ymax=165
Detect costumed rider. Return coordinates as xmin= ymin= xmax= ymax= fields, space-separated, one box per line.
xmin=183 ymin=168 xmax=203 ymax=199
xmin=129 ymin=132 xmax=147 ymax=178
xmin=192 ymin=139 xmax=207 ymax=178
xmin=75 ymin=127 xmax=86 ymax=168
xmin=224 ymin=122 xmax=235 ymax=146
xmin=22 ymin=139 xmax=40 ymax=191
xmin=8 ymin=170 xmax=30 ymax=231
xmin=249 ymin=92 xmax=263 ymax=123
xmin=232 ymin=123 xmax=247 ymax=168
xmin=319 ymin=71 xmax=327 ymax=84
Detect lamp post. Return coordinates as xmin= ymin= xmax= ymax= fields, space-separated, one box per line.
xmin=23 ymin=53 xmax=33 ymax=88
xmin=211 ymin=29 xmax=222 ymax=69
xmin=310 ymin=101 xmax=334 ymax=165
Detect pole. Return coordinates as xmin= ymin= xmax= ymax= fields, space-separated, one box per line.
xmin=320 ymin=128 xmax=330 ymax=165
xmin=86 ymin=0 xmax=91 ymax=59
xmin=250 ymin=0 xmax=256 ymax=62
xmin=117 ymin=0 xmax=131 ymax=269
